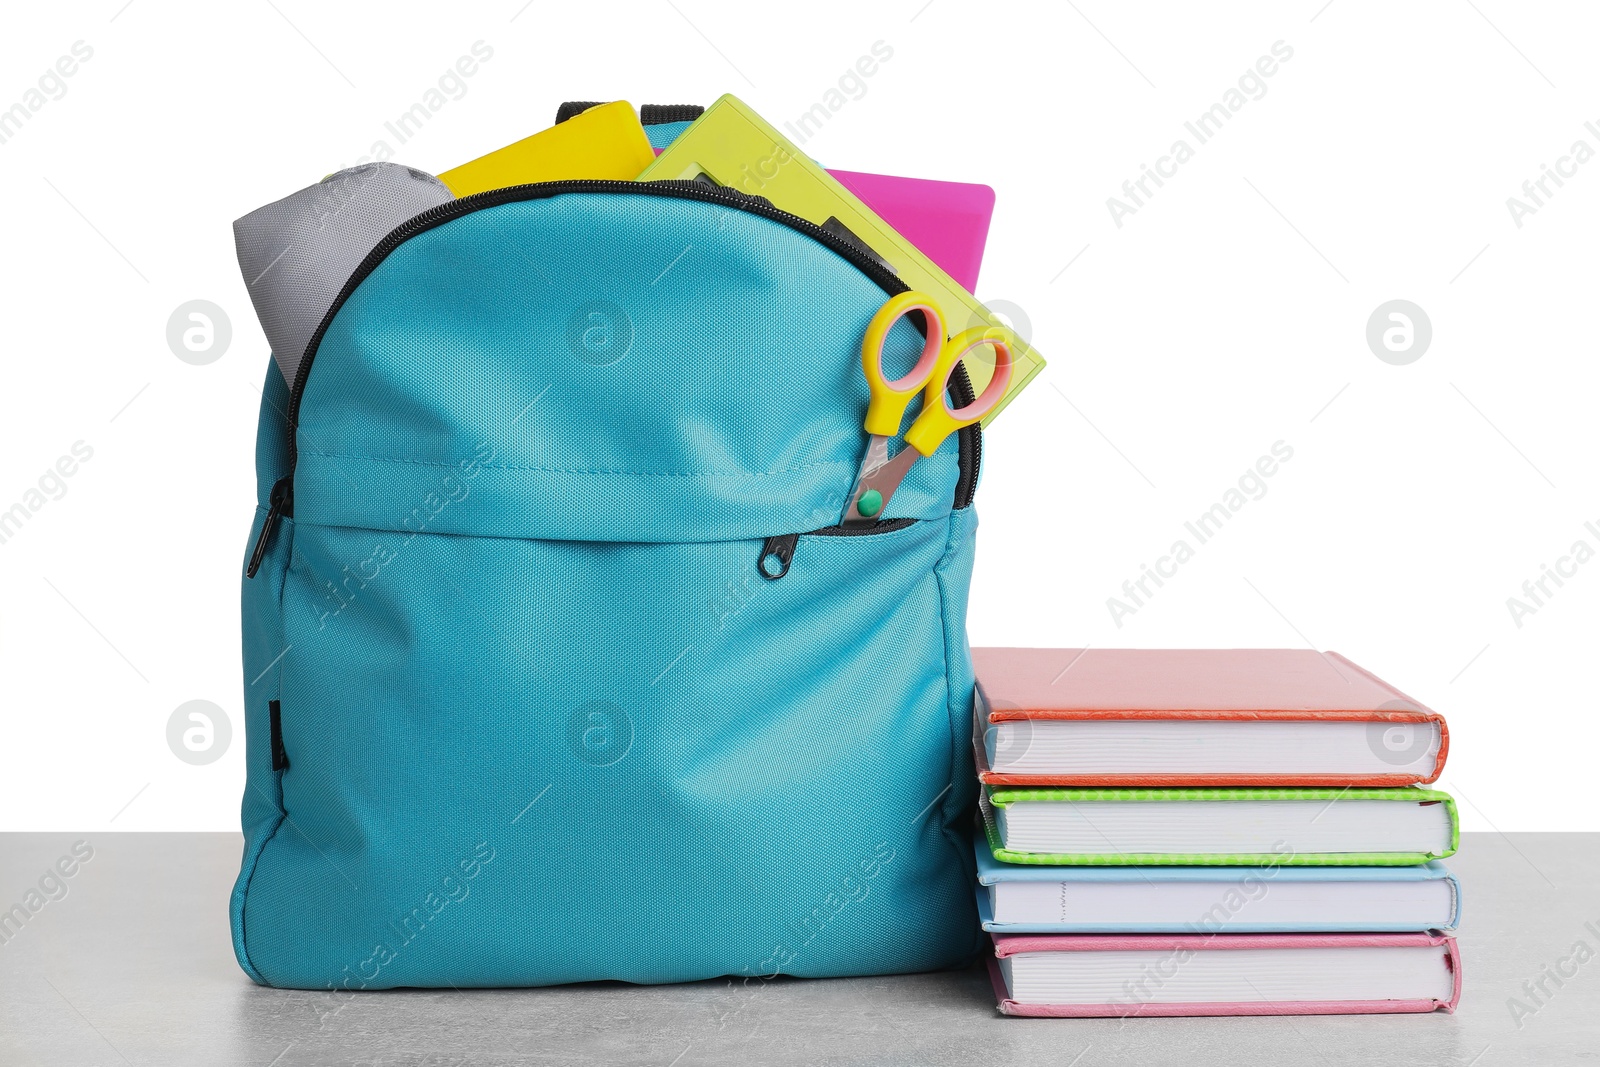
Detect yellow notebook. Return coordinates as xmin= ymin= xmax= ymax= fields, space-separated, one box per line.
xmin=636 ymin=94 xmax=1043 ymax=425
xmin=437 ymin=100 xmax=655 ymax=198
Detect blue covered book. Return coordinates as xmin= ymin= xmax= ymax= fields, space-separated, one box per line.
xmin=975 ymin=840 xmax=1460 ymax=934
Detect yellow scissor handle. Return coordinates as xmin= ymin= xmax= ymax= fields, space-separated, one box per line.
xmin=860 ymin=291 xmax=948 ymax=437
xmin=902 ymin=324 xmax=1018 ymax=457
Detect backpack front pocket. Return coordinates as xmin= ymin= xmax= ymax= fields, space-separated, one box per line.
xmin=237 ymin=511 xmax=978 ymax=988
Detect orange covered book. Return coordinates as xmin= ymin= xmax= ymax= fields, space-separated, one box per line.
xmin=972 ymin=648 xmax=1449 ymax=788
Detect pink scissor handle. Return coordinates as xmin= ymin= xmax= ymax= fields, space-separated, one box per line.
xmin=940 ymin=325 xmax=1016 ymax=419
xmin=861 ymin=292 xmax=949 ymax=437
xmin=900 ymin=325 xmax=1017 ymax=456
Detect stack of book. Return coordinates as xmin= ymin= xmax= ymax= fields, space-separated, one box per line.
xmin=971 ymin=648 xmax=1462 ymax=1018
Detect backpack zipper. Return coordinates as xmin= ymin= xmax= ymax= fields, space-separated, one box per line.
xmin=755 ymin=517 xmax=920 ymax=581
xmin=247 ymin=474 xmax=293 ymax=578
xmin=248 ymin=179 xmax=980 ymax=577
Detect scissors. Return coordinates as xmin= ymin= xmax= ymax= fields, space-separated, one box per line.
xmin=841 ymin=290 xmax=1016 ymax=526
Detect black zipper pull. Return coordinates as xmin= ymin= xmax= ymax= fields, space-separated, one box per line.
xmin=247 ymin=476 xmax=293 ymax=579
xmin=757 ymin=533 xmax=799 ymax=580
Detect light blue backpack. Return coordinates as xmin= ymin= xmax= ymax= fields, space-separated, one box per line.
xmin=232 ymin=118 xmax=984 ymax=989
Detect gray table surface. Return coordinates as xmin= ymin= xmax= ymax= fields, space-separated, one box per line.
xmin=0 ymin=832 xmax=1594 ymax=1066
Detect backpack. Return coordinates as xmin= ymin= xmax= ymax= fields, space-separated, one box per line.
xmin=231 ymin=111 xmax=984 ymax=989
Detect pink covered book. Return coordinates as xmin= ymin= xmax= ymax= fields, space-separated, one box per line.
xmin=988 ymin=931 xmax=1460 ymax=1018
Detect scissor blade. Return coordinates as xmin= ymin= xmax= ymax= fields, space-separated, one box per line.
xmin=857 ymin=434 xmax=893 ymax=479
xmin=841 ymin=445 xmax=919 ymax=526
xmin=841 ymin=435 xmax=892 ymax=525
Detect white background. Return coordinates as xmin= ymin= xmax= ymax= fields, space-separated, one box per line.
xmin=1 ymin=1 xmax=1594 ymax=831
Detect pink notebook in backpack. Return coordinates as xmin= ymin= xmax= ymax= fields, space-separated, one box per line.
xmin=988 ymin=931 xmax=1461 ymax=1018
xmin=828 ymin=169 xmax=995 ymax=292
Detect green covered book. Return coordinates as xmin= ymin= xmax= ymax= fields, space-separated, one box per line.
xmin=982 ymin=786 xmax=1458 ymax=866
